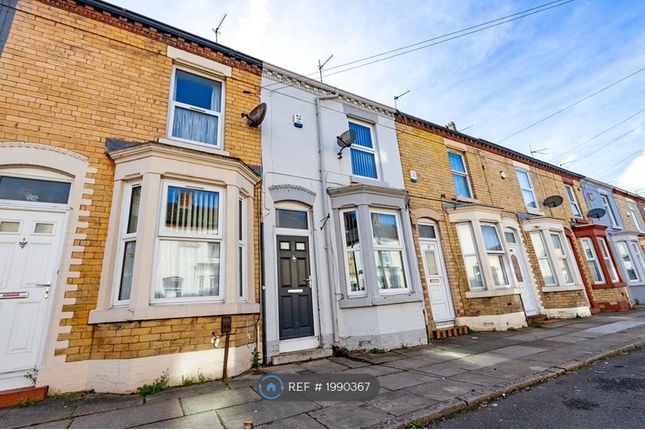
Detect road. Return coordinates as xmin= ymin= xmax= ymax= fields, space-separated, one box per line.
xmin=429 ymin=348 xmax=645 ymax=429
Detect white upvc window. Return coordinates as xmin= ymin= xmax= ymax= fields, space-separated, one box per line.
xmin=516 ymin=169 xmax=538 ymax=210
xmin=348 ymin=119 xmax=379 ymax=180
xmin=530 ymin=231 xmax=556 ymax=286
xmin=581 ymin=238 xmax=605 ymax=284
xmin=341 ymin=209 xmax=366 ymax=296
xmin=370 ymin=210 xmax=408 ymax=292
xmin=448 ymin=151 xmax=472 ymax=198
xmin=238 ymin=198 xmax=247 ymax=299
xmin=529 ymin=230 xmax=578 ymax=287
xmin=480 ymin=223 xmax=511 ymax=287
xmin=564 ymin=185 xmax=582 ymax=217
xmin=628 ymin=203 xmax=643 ymax=232
xmin=600 ymin=193 xmax=620 ymax=228
xmin=113 ymin=183 xmax=141 ymax=304
xmin=616 ymin=241 xmax=639 ymax=282
xmin=456 ymin=223 xmax=484 ymax=289
xmin=168 ymin=67 xmax=224 ymax=148
xmin=153 ymin=181 xmax=224 ymax=302
xmin=598 ymin=237 xmax=619 ymax=282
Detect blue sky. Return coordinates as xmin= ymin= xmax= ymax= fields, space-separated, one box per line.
xmin=109 ymin=0 xmax=645 ymax=195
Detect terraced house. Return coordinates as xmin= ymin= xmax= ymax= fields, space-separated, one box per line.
xmin=395 ymin=116 xmax=601 ymax=332
xmin=0 ymin=0 xmax=264 ymax=393
xmin=579 ymin=179 xmax=645 ymax=304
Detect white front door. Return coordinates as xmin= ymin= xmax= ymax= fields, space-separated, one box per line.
xmin=0 ymin=209 xmax=65 ymax=385
xmin=420 ymin=240 xmax=455 ymax=326
xmin=505 ymin=229 xmax=540 ymax=316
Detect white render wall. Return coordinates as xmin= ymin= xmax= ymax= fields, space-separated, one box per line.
xmin=261 ymin=73 xmax=427 ymax=360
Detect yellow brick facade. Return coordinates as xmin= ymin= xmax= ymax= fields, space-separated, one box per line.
xmin=396 ymin=118 xmax=590 ymax=329
xmin=0 ymin=0 xmax=263 ymax=368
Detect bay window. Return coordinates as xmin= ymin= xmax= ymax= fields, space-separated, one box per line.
xmin=341 ymin=209 xmax=366 ymax=295
xmin=239 ymin=198 xmax=247 ymax=299
xmin=154 ymin=183 xmax=223 ymax=301
xmin=528 ymin=227 xmax=581 ymax=289
xmin=598 ymin=238 xmax=620 ymax=282
xmin=169 ymin=68 xmax=223 ymax=148
xmin=581 ymin=238 xmax=604 ymax=284
xmin=481 ymin=224 xmax=510 ymax=287
xmin=114 ymin=183 xmax=141 ymax=303
xmin=617 ymin=241 xmax=639 ymax=282
xmin=456 ymin=223 xmax=484 ymax=289
xmin=370 ymin=211 xmax=407 ymax=291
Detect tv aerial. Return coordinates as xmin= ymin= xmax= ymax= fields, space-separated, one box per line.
xmin=318 ymin=54 xmax=333 ymax=83
xmin=393 ymin=90 xmax=411 ymax=110
xmin=336 ymin=129 xmax=356 ymax=159
xmin=212 ymin=14 xmax=227 ymax=43
xmin=241 ymin=103 xmax=267 ymax=127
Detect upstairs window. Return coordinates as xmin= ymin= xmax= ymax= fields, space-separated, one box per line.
xmin=600 ymin=194 xmax=620 ymax=228
xmin=448 ymin=151 xmax=472 ymax=198
xmin=516 ymin=170 xmax=538 ymax=210
xmin=628 ymin=203 xmax=643 ymax=232
xmin=564 ymin=185 xmax=582 ymax=217
xmin=170 ymin=68 xmax=223 ymax=148
xmin=349 ymin=120 xmax=378 ymax=179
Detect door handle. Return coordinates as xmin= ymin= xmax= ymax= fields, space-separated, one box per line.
xmin=305 ymin=276 xmax=312 ymax=288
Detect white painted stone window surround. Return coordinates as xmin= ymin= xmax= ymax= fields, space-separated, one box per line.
xmin=90 ymin=144 xmax=259 ymax=324
xmin=523 ymin=218 xmax=584 ymax=292
xmin=162 ymin=47 xmax=233 ymax=156
xmin=448 ymin=207 xmax=520 ymax=298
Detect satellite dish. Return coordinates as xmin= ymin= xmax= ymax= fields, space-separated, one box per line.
xmin=242 ymin=103 xmax=267 ymax=127
xmin=587 ymin=208 xmax=606 ymax=219
xmin=336 ymin=129 xmax=356 ymax=159
xmin=543 ymin=195 xmax=563 ymax=208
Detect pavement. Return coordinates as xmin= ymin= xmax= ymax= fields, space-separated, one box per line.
xmin=1 ymin=307 xmax=644 ymax=429
xmin=428 ymin=348 xmax=645 ymax=428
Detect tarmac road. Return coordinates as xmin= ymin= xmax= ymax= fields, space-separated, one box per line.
xmin=429 ymin=348 xmax=645 ymax=429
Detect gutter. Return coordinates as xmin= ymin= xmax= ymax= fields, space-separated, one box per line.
xmin=315 ymin=92 xmax=341 ymax=346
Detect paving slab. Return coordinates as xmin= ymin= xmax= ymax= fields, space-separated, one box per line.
xmin=328 ymin=356 xmax=369 ymax=368
xmin=134 ymin=410 xmax=223 ymax=429
xmin=451 ymin=353 xmax=509 ymax=370
xmin=406 ymin=379 xmax=484 ymax=402
xmin=486 ymin=345 xmax=546 ymax=358
xmin=299 ymin=359 xmax=349 ymax=373
xmin=368 ymin=390 xmax=438 ymax=416
xmin=144 ymin=381 xmax=227 ymax=404
xmin=376 ymin=370 xmax=437 ymax=390
xmin=73 ymin=393 xmax=143 ymax=416
xmin=181 ymin=387 xmax=261 ymax=415
xmin=582 ymin=320 xmax=645 ymax=334
xmin=70 ymin=399 xmax=182 ymax=429
xmin=343 ymin=364 xmax=402 ymax=377
xmin=1 ymin=399 xmax=77 ymax=428
xmin=217 ymin=400 xmax=320 ymax=428
xmin=258 ymin=413 xmax=325 ymax=429
xmin=447 ymin=371 xmax=508 ymax=387
xmin=265 ymin=363 xmax=308 ymax=374
xmin=348 ymin=351 xmax=406 ymax=365
xmin=25 ymin=419 xmax=73 ymax=429
xmin=545 ymin=335 xmax=590 ymax=343
xmin=308 ymin=401 xmax=393 ymax=428
xmin=416 ymin=362 xmax=466 ymax=377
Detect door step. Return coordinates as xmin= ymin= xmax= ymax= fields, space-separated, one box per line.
xmin=432 ymin=325 xmax=468 ymax=339
xmin=271 ymin=348 xmax=333 ymax=365
xmin=0 ymin=386 xmax=48 ymax=408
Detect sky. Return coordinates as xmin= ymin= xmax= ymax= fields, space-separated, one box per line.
xmin=109 ymin=0 xmax=645 ymax=196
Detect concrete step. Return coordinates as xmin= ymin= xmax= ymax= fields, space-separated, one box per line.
xmin=271 ymin=348 xmax=333 ymax=365
xmin=432 ymin=325 xmax=468 ymax=339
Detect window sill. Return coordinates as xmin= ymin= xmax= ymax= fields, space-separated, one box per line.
xmin=89 ymin=302 xmax=260 ymax=324
xmin=526 ymin=208 xmax=544 ymax=216
xmin=541 ymin=285 xmax=585 ymax=293
xmin=453 ymin=196 xmax=480 ymax=204
xmin=339 ymin=291 xmax=423 ymax=308
xmin=465 ymin=288 xmax=521 ymax=298
xmin=158 ymin=137 xmax=230 ymax=157
xmin=591 ymin=281 xmax=627 ymax=290
xmin=349 ymin=175 xmax=389 ymax=188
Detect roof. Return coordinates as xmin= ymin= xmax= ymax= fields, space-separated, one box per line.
xmin=76 ymin=0 xmax=262 ymax=68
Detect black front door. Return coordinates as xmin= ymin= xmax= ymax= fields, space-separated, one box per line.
xmin=277 ymin=235 xmax=314 ymax=340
